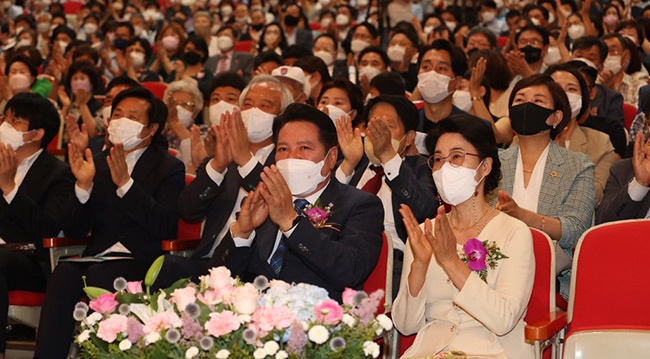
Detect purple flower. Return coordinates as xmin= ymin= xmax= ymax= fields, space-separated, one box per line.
xmin=463 ymin=238 xmax=488 ymax=271
xmin=304 ymin=207 xmax=329 ymax=222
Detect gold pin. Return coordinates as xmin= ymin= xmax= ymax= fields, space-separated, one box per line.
xmin=551 ymin=171 xmax=557 ymax=177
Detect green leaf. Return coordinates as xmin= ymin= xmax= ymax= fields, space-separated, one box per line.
xmin=144 ymin=255 xmax=165 ymax=289
xmin=83 ymin=286 xmax=111 ymax=300
xmin=115 ymin=292 xmax=143 ymax=304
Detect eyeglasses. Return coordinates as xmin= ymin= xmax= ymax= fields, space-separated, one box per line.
xmin=518 ymin=38 xmax=543 ymax=47
xmin=428 ymin=150 xmax=481 ymax=170
xmin=176 ymin=100 xmax=196 ymax=109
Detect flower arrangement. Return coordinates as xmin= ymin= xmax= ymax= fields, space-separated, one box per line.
xmin=74 ymin=256 xmax=391 ymax=359
xmin=406 ymin=351 xmax=468 ymax=359
xmin=459 ymin=238 xmax=508 ymax=282
xmin=300 ymin=199 xmax=340 ymax=231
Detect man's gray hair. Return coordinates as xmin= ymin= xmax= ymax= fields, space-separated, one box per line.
xmin=239 ymin=75 xmax=294 ymax=112
xmin=163 ymin=79 xmax=204 ymax=113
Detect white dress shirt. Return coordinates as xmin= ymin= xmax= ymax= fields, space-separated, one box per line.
xmin=512 ymin=143 xmax=550 ymax=212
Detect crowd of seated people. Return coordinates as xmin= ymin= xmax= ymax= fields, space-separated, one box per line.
xmin=1 ymin=0 xmax=650 ymax=357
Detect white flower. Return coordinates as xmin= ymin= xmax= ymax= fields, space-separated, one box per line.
xmin=253 ymin=348 xmax=267 ymax=359
xmin=308 ymin=325 xmax=329 ymax=344
xmin=77 ymin=329 xmax=91 ymax=343
xmin=185 ymin=346 xmax=199 ymax=359
xmin=275 ymin=351 xmax=288 ymax=359
xmin=363 ymin=341 xmax=380 ymax=358
xmin=118 ymin=339 xmax=132 ymax=351
xmin=376 ymin=314 xmax=393 ymax=331
xmin=264 ymin=340 xmax=279 ymax=355
xmin=144 ymin=332 xmax=161 ymax=345
xmin=342 ymin=314 xmax=356 ymax=327
xmin=216 ymin=349 xmax=231 ymax=358
xmin=85 ymin=312 xmax=103 ymax=326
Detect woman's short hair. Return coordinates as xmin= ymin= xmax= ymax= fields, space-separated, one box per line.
xmin=369 ymin=72 xmax=406 ymax=96
xmin=185 ymin=35 xmax=210 ymax=62
xmin=155 ymin=23 xmax=187 ymax=45
xmin=209 ymin=72 xmax=247 ymax=95
xmin=544 ymin=63 xmax=590 ymax=120
xmin=317 ymin=78 xmax=364 ymax=127
xmin=5 ymin=54 xmax=38 ymax=77
xmin=164 ymin=79 xmax=204 ymax=112
xmin=426 ymin=114 xmax=501 ymax=195
xmin=66 ymin=61 xmax=103 ymax=93
xmin=509 ymin=74 xmax=571 ymax=140
xmin=363 ymin=95 xmax=419 ymax=133
xmin=128 ymin=38 xmax=153 ymax=63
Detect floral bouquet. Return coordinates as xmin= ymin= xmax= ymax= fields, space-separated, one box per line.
xmin=74 ymin=256 xmax=392 ymax=359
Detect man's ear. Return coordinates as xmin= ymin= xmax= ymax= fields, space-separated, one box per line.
xmin=145 ymin=123 xmax=159 ymax=138
xmin=28 ymin=129 xmax=45 ymax=144
xmin=589 ymin=85 xmax=598 ymax=100
xmin=325 ymin=146 xmax=338 ymax=171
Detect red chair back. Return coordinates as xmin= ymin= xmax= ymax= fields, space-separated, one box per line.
xmin=177 ymin=174 xmax=202 ymax=240
xmin=141 ymin=82 xmax=168 ymax=100
xmin=63 ymin=1 xmax=83 ymax=14
xmin=497 ymin=36 xmax=508 ymax=49
xmin=363 ymin=233 xmax=390 ymax=315
xmin=623 ymin=103 xmax=637 ymax=130
xmin=567 ymin=219 xmax=650 ymax=337
xmin=234 ymin=41 xmax=254 ymax=53
xmin=526 ymin=228 xmax=555 ymax=323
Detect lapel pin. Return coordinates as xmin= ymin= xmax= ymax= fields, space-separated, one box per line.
xmin=551 ymin=171 xmax=557 ymax=177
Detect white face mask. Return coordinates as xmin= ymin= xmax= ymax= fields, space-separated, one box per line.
xmin=209 ymin=101 xmax=239 ymax=126
xmin=363 ymin=136 xmax=403 ymax=165
xmin=102 ymin=106 xmax=112 ymax=121
xmin=604 ymin=55 xmax=622 ymax=74
xmin=37 ymin=22 xmax=50 ymax=34
xmin=417 ymin=71 xmax=452 ymax=104
xmin=350 ymin=39 xmax=370 ymax=54
xmin=567 ymin=24 xmax=585 ymax=40
xmin=9 ymin=74 xmax=32 ymax=94
xmin=359 ymin=66 xmax=381 ymax=82
xmin=530 ymin=17 xmax=541 ymax=26
xmin=548 ymin=12 xmax=555 ymax=24
xmin=314 ymin=50 xmax=334 ymax=66
xmin=335 ymin=14 xmax=350 ymax=27
xmin=324 ymin=104 xmax=348 ymax=123
xmin=445 ymin=21 xmax=457 ymax=32
xmin=423 ymin=25 xmax=434 ymax=35
xmin=221 ymin=6 xmax=233 ymax=16
xmin=217 ymin=35 xmax=234 ymax=51
xmin=452 ymin=90 xmax=472 ymax=112
xmin=84 ymin=23 xmax=98 ymax=34
xmin=176 ymin=105 xmax=194 ymax=128
xmin=387 ymin=45 xmax=406 ymax=62
xmin=432 ymin=161 xmax=483 ymax=206
xmin=303 ymin=74 xmax=314 ymax=99
xmin=481 ymin=11 xmax=496 ymax=23
xmin=566 ymin=92 xmax=582 ymax=119
xmin=0 ymin=122 xmax=30 ymax=151
xmin=240 ymin=107 xmax=276 ymax=143
xmin=544 ymin=46 xmax=562 ymax=66
xmin=130 ymin=51 xmax=146 ymax=69
xmin=276 ymin=154 xmax=330 ymax=196
xmin=108 ymin=117 xmax=148 ymax=151
xmin=16 ymin=38 xmax=32 ymax=48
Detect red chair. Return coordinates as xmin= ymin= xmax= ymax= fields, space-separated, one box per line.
xmin=162 ymin=174 xmax=202 ymax=255
xmin=622 ymin=103 xmax=637 ymax=130
xmin=46 ymin=121 xmax=66 ymax=159
xmin=63 ymin=1 xmax=83 ymax=14
xmin=363 ymin=232 xmax=393 ymax=314
xmin=309 ymin=22 xmax=322 ymax=31
xmin=141 ymin=82 xmax=168 ymax=100
xmin=562 ymin=219 xmax=650 ymax=359
xmin=234 ymin=41 xmax=254 ymax=53
xmin=497 ymin=36 xmax=508 ymax=49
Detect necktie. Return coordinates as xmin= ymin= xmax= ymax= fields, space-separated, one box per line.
xmin=217 ymin=54 xmax=229 ymax=74
xmin=361 ymin=165 xmax=385 ymax=195
xmin=269 ymin=199 xmax=310 ymax=275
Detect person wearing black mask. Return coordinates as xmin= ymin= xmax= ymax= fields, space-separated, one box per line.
xmin=165 ymin=35 xmax=214 ymax=99
xmin=281 ymin=1 xmax=313 ymax=49
xmin=505 ymin=25 xmax=549 ymax=83
xmin=496 ymin=74 xmax=595 ymax=300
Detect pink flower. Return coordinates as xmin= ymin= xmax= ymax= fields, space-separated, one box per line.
xmin=171 ymin=287 xmax=197 ymax=312
xmin=304 ymin=207 xmax=329 ymax=222
xmin=125 ymin=281 xmax=143 ymax=294
xmin=143 ymin=311 xmax=181 ymax=334
xmin=230 ymin=283 xmax=259 ymax=315
xmin=314 ymin=299 xmax=344 ymax=325
xmin=341 ymin=288 xmax=357 ymax=306
xmin=96 ymin=314 xmax=128 ymax=343
xmin=197 ymin=288 xmax=223 ymax=306
xmin=201 ymin=267 xmax=233 ymax=290
xmin=89 ymin=293 xmax=119 ymax=314
xmin=464 ymin=238 xmax=488 ymax=271
xmin=252 ymin=306 xmax=296 ymax=332
xmin=204 ymin=311 xmax=241 ymax=337
xmin=126 ymin=317 xmax=144 ymax=343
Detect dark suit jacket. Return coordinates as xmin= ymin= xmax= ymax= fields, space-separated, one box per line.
xmin=596 ymin=158 xmax=649 ymax=224
xmin=64 ymin=144 xmax=185 ymax=262
xmin=332 ymin=60 xmax=349 ymax=80
xmin=593 ymin=84 xmax=625 ymax=127
xmin=178 ymin=151 xmax=276 ymax=259
xmin=345 ymin=155 xmax=437 ymax=244
xmin=0 ymin=151 xmax=74 ymax=262
xmin=211 ymin=179 xmax=384 ymax=302
xmin=294 ymin=29 xmax=314 ymax=50
xmin=204 ymin=51 xmax=254 ymax=83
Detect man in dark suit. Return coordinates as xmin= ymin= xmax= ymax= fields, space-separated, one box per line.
xmin=211 ymin=104 xmax=384 ymax=302
xmin=34 ymin=88 xmax=186 ymax=359
xmin=335 ymin=95 xmax=437 ymax=298
xmin=156 ymin=75 xmax=292 ymax=286
xmin=596 ymin=132 xmax=650 ymax=224
xmin=204 ymin=26 xmax=254 ymax=83
xmin=0 ymin=93 xmax=74 ymax=355
xmin=281 ymin=2 xmax=314 ymax=50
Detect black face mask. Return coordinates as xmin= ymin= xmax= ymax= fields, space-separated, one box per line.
xmin=251 ymin=23 xmax=264 ymax=31
xmin=113 ymin=38 xmax=129 ymax=51
xmin=183 ymin=51 xmax=202 ymax=65
xmin=509 ymin=102 xmax=555 ymax=136
xmin=520 ymin=45 xmax=543 ymax=64
xmin=284 ymin=15 xmax=300 ymax=27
